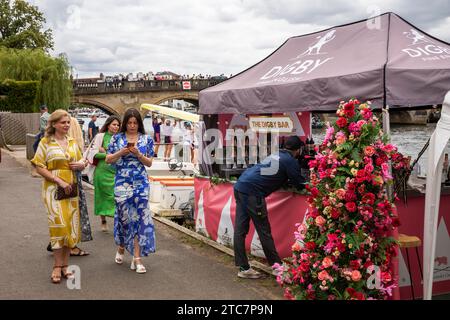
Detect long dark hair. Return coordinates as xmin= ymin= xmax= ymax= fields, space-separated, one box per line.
xmin=100 ymin=115 xmax=121 ymax=133
xmin=120 ymin=108 xmax=145 ymax=134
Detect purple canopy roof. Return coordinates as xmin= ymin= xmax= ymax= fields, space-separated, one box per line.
xmin=199 ymin=13 xmax=450 ymax=114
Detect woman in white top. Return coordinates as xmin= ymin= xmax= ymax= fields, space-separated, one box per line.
xmin=182 ymin=122 xmax=194 ymax=163
xmin=160 ymin=119 xmax=174 ymax=161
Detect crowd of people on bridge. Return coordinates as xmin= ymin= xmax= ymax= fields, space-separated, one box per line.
xmin=74 ymin=71 xmax=230 ymax=89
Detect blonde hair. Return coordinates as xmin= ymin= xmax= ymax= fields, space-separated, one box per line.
xmin=45 ymin=109 xmax=70 ymax=137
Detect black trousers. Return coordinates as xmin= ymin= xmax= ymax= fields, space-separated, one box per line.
xmin=233 ymin=189 xmax=281 ymax=269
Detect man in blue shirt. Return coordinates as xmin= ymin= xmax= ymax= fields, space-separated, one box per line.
xmin=88 ymin=114 xmax=98 ymax=142
xmin=233 ymin=135 xmax=306 ymax=279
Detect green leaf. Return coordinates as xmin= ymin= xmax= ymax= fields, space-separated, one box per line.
xmin=351 ymin=148 xmax=362 ymax=162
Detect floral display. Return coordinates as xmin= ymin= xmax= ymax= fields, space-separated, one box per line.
xmin=275 ymin=99 xmax=410 ymax=300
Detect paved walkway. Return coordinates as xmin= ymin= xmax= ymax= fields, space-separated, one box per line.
xmin=0 ymin=149 xmax=283 ymax=300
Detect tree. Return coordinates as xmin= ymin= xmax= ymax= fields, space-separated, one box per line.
xmin=0 ymin=48 xmax=72 ymax=111
xmin=0 ymin=0 xmax=53 ymax=51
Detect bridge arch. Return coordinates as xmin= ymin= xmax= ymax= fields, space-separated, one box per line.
xmin=71 ymin=97 xmax=118 ymax=115
xmin=153 ymin=93 xmax=199 ymax=108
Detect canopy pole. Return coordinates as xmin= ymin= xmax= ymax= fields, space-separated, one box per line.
xmin=382 ymin=105 xmax=394 ymax=201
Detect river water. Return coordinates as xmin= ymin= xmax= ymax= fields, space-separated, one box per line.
xmin=313 ymin=124 xmax=450 ymax=173
xmin=78 ymin=117 xmax=450 ymax=171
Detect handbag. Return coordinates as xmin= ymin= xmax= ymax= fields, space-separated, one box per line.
xmin=55 ymin=183 xmax=78 ymax=200
xmin=83 ymin=138 xmax=99 ymax=167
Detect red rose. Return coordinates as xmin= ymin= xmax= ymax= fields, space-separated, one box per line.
xmin=353 ymin=292 xmax=366 ymax=300
xmin=311 ymin=187 xmax=320 ymax=197
xmin=345 ymin=191 xmax=357 ymax=202
xmin=346 ymin=287 xmax=356 ymax=296
xmin=356 ymin=169 xmax=367 ymax=181
xmin=300 ymin=262 xmax=310 ymax=272
xmin=284 ymin=289 xmax=295 ymax=300
xmin=357 ymin=184 xmax=366 ymax=194
xmin=305 ymin=241 xmax=316 ymax=251
xmin=336 ymin=117 xmax=348 ymax=128
xmin=381 ymin=271 xmax=392 ymax=283
xmin=350 ymin=260 xmax=361 ymax=270
xmin=344 ymin=110 xmax=356 ymax=118
xmin=330 ymin=208 xmax=340 ymax=219
xmin=343 ymin=102 xmax=355 ymax=117
xmin=343 ymin=102 xmax=356 ymax=118
xmin=363 ymin=260 xmax=373 ymax=269
xmin=362 ymin=193 xmax=375 ymax=205
xmin=392 ymin=217 xmax=401 ymax=227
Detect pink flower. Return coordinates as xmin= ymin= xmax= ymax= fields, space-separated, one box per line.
xmin=318 ymin=270 xmax=331 ymax=281
xmin=356 ymin=120 xmax=367 ymax=130
xmin=382 ymin=144 xmax=396 ymax=153
xmin=381 ymin=163 xmax=393 ymax=180
xmin=348 ymin=122 xmax=359 ymax=134
xmin=335 ymin=189 xmax=346 ymax=200
xmin=315 ymin=215 xmax=326 ymax=227
xmin=351 ymin=270 xmax=362 ymax=281
xmin=300 ymin=253 xmax=309 ymax=261
xmin=364 ymin=146 xmax=376 ymax=157
xmin=361 ymin=108 xmax=373 ymax=120
xmin=322 ymin=256 xmax=334 ymax=268
xmin=324 ymin=125 xmax=334 ymax=144
xmin=335 ymin=131 xmax=346 ymax=145
xmin=292 ymin=241 xmax=302 ymax=251
xmin=364 ymin=163 xmax=374 ymax=173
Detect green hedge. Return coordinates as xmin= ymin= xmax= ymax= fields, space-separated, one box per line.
xmin=0 ymin=80 xmax=38 ymax=113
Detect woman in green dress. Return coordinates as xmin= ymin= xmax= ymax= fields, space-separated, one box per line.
xmin=93 ymin=115 xmax=121 ymax=232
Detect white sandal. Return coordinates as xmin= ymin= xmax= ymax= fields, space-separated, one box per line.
xmin=115 ymin=247 xmax=125 ymax=264
xmin=130 ymin=257 xmax=146 ymax=274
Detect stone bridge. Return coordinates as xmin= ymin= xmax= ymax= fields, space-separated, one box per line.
xmin=72 ymin=79 xmax=223 ymax=115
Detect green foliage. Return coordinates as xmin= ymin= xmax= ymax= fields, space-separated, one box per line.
xmin=0 ymin=48 xmax=72 ymax=111
xmin=0 ymin=79 xmax=38 ymax=112
xmin=0 ymin=0 xmax=54 ymax=51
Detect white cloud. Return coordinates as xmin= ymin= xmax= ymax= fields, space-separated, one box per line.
xmin=30 ymin=0 xmax=450 ymax=78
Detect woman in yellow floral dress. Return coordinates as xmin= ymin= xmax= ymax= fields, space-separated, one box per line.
xmin=31 ymin=109 xmax=86 ymax=283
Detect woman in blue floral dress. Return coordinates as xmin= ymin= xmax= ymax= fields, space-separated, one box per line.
xmin=106 ymin=108 xmax=155 ymax=274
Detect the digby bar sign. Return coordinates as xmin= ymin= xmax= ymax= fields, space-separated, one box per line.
xmin=248 ymin=116 xmax=293 ymax=133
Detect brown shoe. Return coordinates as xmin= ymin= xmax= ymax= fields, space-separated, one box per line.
xmin=70 ymin=247 xmax=89 ymax=256
xmin=61 ymin=265 xmax=75 ymax=279
xmin=51 ymin=266 xmax=62 ymax=284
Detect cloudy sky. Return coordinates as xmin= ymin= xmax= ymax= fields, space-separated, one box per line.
xmin=29 ymin=0 xmax=450 ymax=78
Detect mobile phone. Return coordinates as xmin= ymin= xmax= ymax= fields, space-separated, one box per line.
xmin=127 ymin=142 xmax=135 ymax=148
